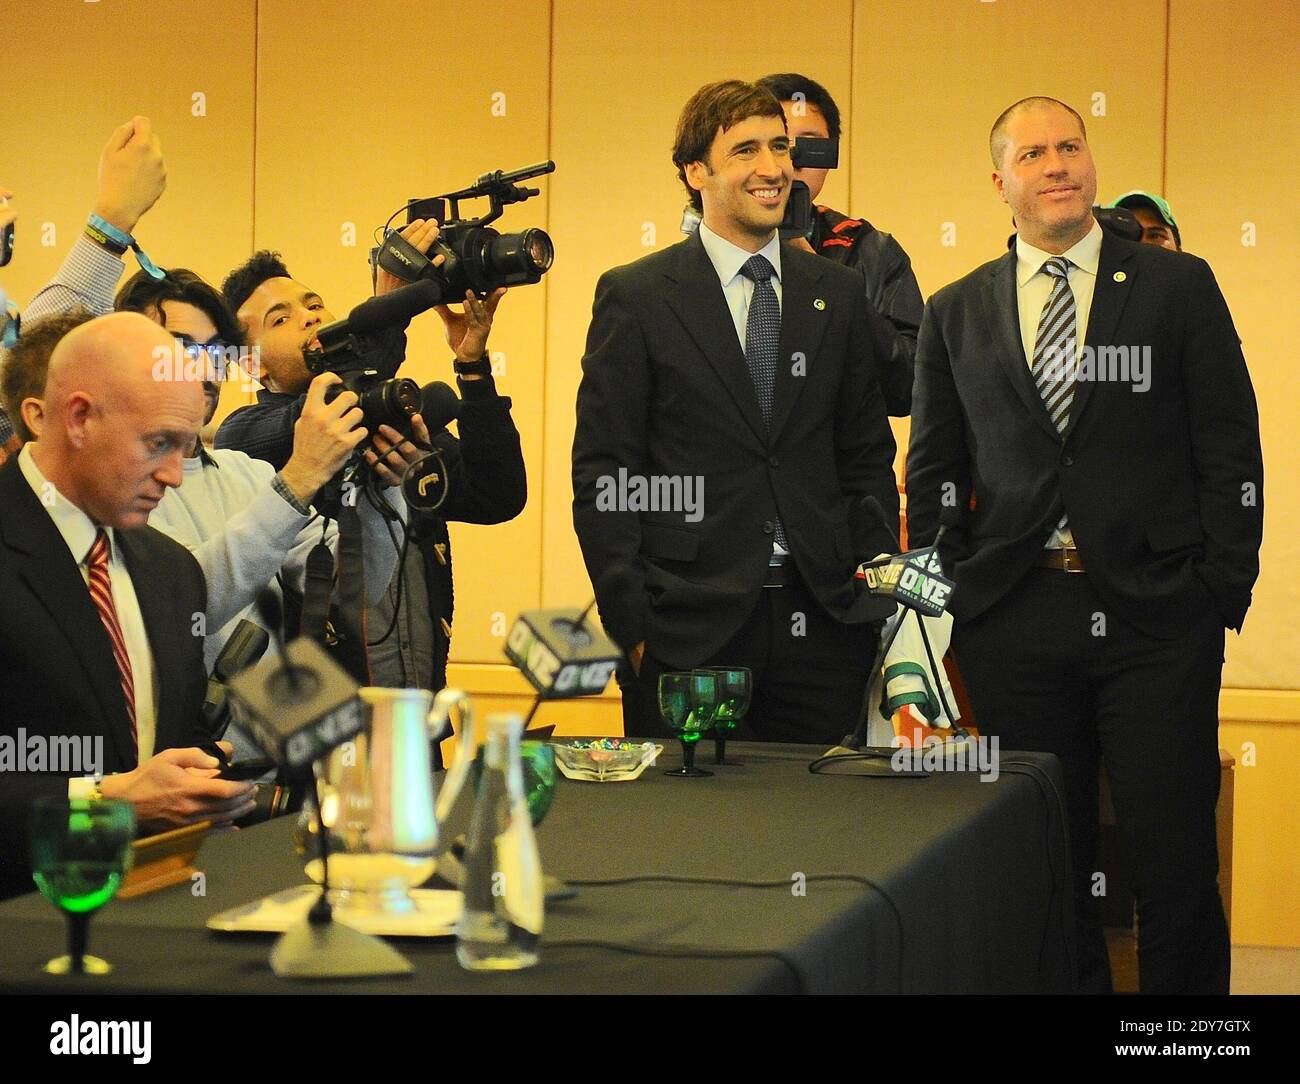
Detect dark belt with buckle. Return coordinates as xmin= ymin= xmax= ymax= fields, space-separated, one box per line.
xmin=1036 ymin=547 xmax=1087 ymax=573
xmin=763 ymin=560 xmax=793 ymax=588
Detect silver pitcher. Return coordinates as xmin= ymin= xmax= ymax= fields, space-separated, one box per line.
xmin=302 ymin=686 xmax=471 ymax=912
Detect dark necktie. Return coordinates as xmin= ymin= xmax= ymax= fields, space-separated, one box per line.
xmin=1032 ymin=255 xmax=1077 ymax=534
xmin=86 ymin=529 xmax=138 ymax=752
xmin=739 ymin=254 xmax=788 ymax=551
xmin=1032 ymin=256 xmax=1078 ymax=434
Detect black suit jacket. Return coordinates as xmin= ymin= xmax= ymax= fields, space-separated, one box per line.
xmin=572 ymin=231 xmax=899 ymax=668
xmin=907 ymin=232 xmax=1263 ymax=638
xmin=0 ymin=457 xmax=211 ymax=898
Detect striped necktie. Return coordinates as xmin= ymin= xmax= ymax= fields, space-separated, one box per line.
xmin=1032 ymin=256 xmax=1078 ymax=434
xmin=85 ymin=529 xmax=138 ymax=752
xmin=1033 ymin=256 xmax=1077 ymax=535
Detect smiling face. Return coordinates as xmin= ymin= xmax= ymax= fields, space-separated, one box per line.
xmin=685 ymin=113 xmax=793 ymax=252
xmin=237 ymin=277 xmax=331 ymax=395
xmin=993 ymin=102 xmax=1098 ymax=252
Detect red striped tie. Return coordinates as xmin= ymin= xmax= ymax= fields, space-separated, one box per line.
xmin=85 ymin=529 xmax=138 ymax=752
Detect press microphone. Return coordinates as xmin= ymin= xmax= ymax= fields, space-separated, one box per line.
xmin=226 ymin=589 xmax=366 ymax=775
xmin=504 ymin=606 xmax=621 ymax=699
xmin=853 ymin=543 xmax=955 ymax=618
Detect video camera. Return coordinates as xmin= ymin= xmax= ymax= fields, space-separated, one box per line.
xmin=373 ymin=161 xmax=555 ymax=300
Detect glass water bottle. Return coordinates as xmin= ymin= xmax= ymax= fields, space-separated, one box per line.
xmin=455 ymin=713 xmax=544 ymax=970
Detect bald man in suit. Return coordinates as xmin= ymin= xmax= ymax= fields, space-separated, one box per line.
xmin=0 ymin=313 xmax=257 ymax=899
xmin=907 ymin=97 xmax=1263 ymax=993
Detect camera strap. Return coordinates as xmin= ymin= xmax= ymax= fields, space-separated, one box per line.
xmin=299 ymin=542 xmax=335 ymax=644
xmin=333 ymin=497 xmax=373 ymax=685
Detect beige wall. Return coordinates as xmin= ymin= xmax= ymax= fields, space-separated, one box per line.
xmin=2 ymin=0 xmax=1295 ymax=944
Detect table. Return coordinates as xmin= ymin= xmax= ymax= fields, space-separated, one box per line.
xmin=0 ymin=744 xmax=1074 ymax=994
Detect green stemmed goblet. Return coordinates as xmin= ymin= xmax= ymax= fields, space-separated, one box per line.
xmin=29 ymin=797 xmax=135 ymax=976
xmin=659 ymin=670 xmax=719 ymax=777
xmin=705 ymin=666 xmax=752 ymax=765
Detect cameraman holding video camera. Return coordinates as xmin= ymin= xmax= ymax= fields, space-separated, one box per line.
xmin=756 ymin=73 xmax=924 ymax=416
xmin=216 ymin=225 xmax=527 ymax=693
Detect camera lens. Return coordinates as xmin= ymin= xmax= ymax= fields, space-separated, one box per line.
xmin=358 ymin=377 xmax=421 ymax=429
xmin=483 ymin=228 xmax=554 ymax=286
xmin=523 ymin=228 xmax=554 ymax=272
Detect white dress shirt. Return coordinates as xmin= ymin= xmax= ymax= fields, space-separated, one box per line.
xmin=697 ymin=222 xmax=788 ymax=557
xmin=18 ymin=445 xmax=158 ymax=760
xmin=697 ymin=221 xmax=784 ymax=352
xmin=1013 ymin=219 xmax=1104 ymax=548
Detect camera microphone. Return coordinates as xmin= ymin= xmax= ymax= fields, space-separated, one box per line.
xmin=419 ymin=381 xmax=462 ymax=430
xmin=399 ymin=382 xmax=462 ymax=512
xmin=336 ymin=279 xmax=443 ymax=338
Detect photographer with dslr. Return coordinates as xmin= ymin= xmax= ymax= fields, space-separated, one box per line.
xmin=217 ymin=234 xmax=526 ymax=693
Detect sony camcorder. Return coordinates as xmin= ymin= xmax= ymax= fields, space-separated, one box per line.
xmin=373 ymin=161 xmax=555 ymax=301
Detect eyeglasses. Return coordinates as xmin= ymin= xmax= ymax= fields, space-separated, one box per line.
xmin=174 ymin=335 xmax=228 ymax=364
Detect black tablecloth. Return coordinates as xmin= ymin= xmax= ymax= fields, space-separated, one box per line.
xmin=0 ymin=744 xmax=1074 ymax=994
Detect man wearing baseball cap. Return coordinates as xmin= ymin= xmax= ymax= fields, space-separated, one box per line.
xmin=1110 ymin=190 xmax=1181 ymax=250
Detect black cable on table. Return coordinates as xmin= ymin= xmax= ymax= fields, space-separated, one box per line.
xmin=561 ymin=873 xmax=906 ymax=994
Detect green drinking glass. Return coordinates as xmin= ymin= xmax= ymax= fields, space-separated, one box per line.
xmin=520 ymin=740 xmax=557 ymax=826
xmin=659 ymin=670 xmax=718 ymax=777
xmin=705 ymin=666 xmax=753 ymax=765
xmin=29 ymin=797 xmax=135 ymax=976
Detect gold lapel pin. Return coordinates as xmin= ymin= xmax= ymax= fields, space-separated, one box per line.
xmin=813 ymin=298 xmax=826 ymax=310
xmin=1113 ymin=271 xmax=1127 ymax=283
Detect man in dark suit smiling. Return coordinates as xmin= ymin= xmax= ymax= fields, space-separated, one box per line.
xmin=906 ymin=97 xmax=1263 ymax=993
xmin=0 ymin=312 xmax=257 ymax=899
xmin=572 ymin=80 xmax=898 ymax=745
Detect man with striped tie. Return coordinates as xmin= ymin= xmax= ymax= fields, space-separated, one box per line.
xmin=0 ymin=312 xmax=257 ymax=899
xmin=906 ymin=97 xmax=1263 ymax=994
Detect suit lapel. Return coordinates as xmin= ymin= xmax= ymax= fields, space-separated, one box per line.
xmin=663 ymin=234 xmax=767 ymax=449
xmin=1067 ymin=233 xmax=1137 ymax=440
xmin=982 ymin=250 xmax=1063 ymax=443
xmin=0 ymin=462 xmax=138 ymax=767
xmin=769 ymin=250 xmax=829 ymax=443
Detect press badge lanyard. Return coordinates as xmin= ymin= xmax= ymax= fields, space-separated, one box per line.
xmin=86 ymin=213 xmax=165 ymax=280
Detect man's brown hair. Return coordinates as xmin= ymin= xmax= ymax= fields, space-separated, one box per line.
xmin=0 ymin=308 xmax=96 ymax=443
xmin=673 ymin=79 xmax=786 ymax=212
